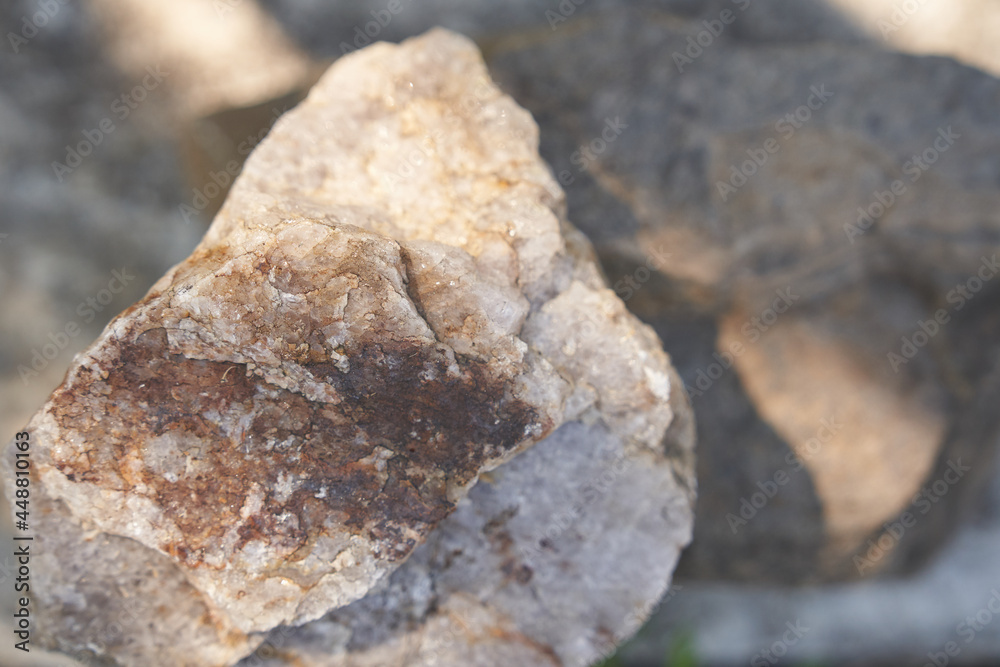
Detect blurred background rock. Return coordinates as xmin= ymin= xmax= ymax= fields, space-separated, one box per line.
xmin=2 ymin=0 xmax=1000 ymax=665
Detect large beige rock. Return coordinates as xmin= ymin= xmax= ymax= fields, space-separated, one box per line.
xmin=3 ymin=29 xmax=694 ymax=666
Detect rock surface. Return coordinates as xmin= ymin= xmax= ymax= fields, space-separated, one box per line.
xmin=242 ymin=390 xmax=694 ymax=667
xmin=3 ymin=28 xmax=693 ymax=666
xmin=6 ymin=1 xmax=1000 ymax=666
xmin=486 ymin=8 xmax=1000 ymax=582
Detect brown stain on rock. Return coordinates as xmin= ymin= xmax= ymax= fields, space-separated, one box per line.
xmin=48 ymin=316 xmax=541 ymax=571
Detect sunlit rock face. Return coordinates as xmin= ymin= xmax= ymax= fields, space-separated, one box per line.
xmin=4 ymin=29 xmax=694 ymax=667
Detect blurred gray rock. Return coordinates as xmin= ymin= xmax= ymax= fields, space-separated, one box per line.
xmin=0 ymin=1 xmax=203 ymax=440
xmin=256 ymin=0 xmax=861 ymax=57
xmin=486 ymin=7 xmax=1000 ymax=582
xmin=619 ymin=451 xmax=1000 ymax=666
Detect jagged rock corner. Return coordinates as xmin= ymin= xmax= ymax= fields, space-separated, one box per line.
xmin=2 ymin=29 xmax=695 ymax=667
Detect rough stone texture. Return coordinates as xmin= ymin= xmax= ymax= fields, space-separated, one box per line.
xmin=3 ymin=28 xmax=693 ymax=666
xmin=487 ymin=8 xmax=1000 ymax=583
xmin=241 ymin=388 xmax=694 ymax=667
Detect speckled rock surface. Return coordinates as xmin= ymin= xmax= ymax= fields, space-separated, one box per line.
xmin=241 ymin=406 xmax=695 ymax=667
xmin=234 ymin=280 xmax=697 ymax=666
xmin=3 ymin=28 xmax=694 ymax=666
